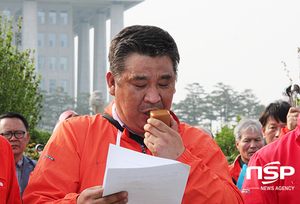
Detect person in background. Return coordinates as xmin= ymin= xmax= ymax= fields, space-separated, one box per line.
xmin=53 ymin=110 xmax=79 ymax=132
xmin=0 ymin=135 xmax=22 ymax=204
xmin=23 ymin=25 xmax=244 ymax=204
xmin=0 ymin=112 xmax=36 ymax=200
xmin=228 ymin=119 xmax=264 ymax=189
xmin=194 ymin=125 xmax=214 ymax=138
xmin=259 ymin=101 xmax=296 ymax=144
xmin=242 ymin=114 xmax=300 ymax=203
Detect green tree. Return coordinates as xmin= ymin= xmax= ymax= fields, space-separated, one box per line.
xmin=237 ymin=89 xmax=265 ymax=118
xmin=172 ymin=83 xmax=207 ymax=126
xmin=172 ymin=83 xmax=265 ymax=128
xmin=38 ymin=87 xmax=75 ymax=131
xmin=214 ymin=115 xmax=242 ymax=164
xmin=0 ymin=15 xmax=43 ymax=132
xmin=37 ymin=90 xmax=92 ymax=132
xmin=75 ymin=92 xmax=91 ymax=115
xmin=209 ymin=83 xmax=240 ymax=126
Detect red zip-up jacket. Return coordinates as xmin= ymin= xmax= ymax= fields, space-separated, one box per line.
xmin=0 ymin=136 xmax=22 ymax=204
xmin=242 ymin=119 xmax=300 ymax=204
xmin=23 ymin=102 xmax=244 ymax=204
xmin=229 ymin=155 xmax=242 ymax=184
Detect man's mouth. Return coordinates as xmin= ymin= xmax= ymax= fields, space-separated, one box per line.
xmin=11 ymin=145 xmax=19 ymax=149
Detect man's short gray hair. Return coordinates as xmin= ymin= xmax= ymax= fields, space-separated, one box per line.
xmin=234 ymin=119 xmax=262 ymax=142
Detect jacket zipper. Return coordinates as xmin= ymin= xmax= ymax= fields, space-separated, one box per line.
xmin=141 ymin=144 xmax=146 ymax=154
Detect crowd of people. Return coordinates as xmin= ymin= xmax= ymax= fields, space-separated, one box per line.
xmin=1 ymin=25 xmax=300 ymax=204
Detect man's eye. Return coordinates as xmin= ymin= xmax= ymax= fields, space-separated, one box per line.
xmin=135 ymin=84 xmax=146 ymax=88
xmin=159 ymin=84 xmax=169 ymax=87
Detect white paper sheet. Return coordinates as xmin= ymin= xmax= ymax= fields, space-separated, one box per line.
xmin=102 ymin=144 xmax=191 ymax=204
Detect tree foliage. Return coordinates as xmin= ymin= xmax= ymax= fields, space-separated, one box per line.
xmin=37 ymin=89 xmax=91 ymax=132
xmin=210 ymin=83 xmax=240 ymax=126
xmin=172 ymin=83 xmax=265 ymax=164
xmin=214 ymin=115 xmax=243 ymax=164
xmin=172 ymin=83 xmax=207 ymax=126
xmin=0 ymin=14 xmax=43 ymax=132
xmin=37 ymin=87 xmax=75 ymax=132
xmin=214 ymin=124 xmax=239 ymax=164
xmin=173 ymin=82 xmax=265 ymax=129
xmin=75 ymin=92 xmax=91 ymax=115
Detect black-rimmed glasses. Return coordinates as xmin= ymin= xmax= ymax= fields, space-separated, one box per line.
xmin=0 ymin=131 xmax=26 ymax=140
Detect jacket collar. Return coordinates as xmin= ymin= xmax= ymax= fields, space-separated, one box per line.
xmin=232 ymin=155 xmax=241 ymax=168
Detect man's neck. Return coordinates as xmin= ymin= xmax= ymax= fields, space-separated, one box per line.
xmin=238 ymin=156 xmax=248 ymax=168
xmin=112 ymin=103 xmax=142 ymax=136
xmin=14 ymin=154 xmax=23 ymax=164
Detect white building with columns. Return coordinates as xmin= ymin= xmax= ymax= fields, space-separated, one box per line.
xmin=0 ymin=0 xmax=143 ymax=102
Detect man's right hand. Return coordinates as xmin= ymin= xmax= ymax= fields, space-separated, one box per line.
xmin=287 ymin=107 xmax=300 ymax=131
xmin=77 ymin=186 xmax=128 ymax=204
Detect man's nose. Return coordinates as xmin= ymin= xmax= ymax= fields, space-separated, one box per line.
xmin=144 ymin=87 xmax=161 ymax=104
xmin=9 ymin=133 xmax=18 ymax=141
xmin=249 ymin=140 xmax=256 ymax=148
xmin=275 ymin=128 xmax=281 ymax=137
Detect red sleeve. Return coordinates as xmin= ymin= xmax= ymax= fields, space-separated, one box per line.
xmin=0 ymin=137 xmax=22 ymax=204
xmin=22 ymin=119 xmax=82 ymax=204
xmin=177 ymin=129 xmax=245 ymax=204
xmin=241 ymin=152 xmax=278 ymax=204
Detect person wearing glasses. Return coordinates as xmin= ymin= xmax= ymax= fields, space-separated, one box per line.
xmin=0 ymin=112 xmax=37 ymax=199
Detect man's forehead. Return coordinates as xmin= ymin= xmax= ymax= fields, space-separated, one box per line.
xmin=0 ymin=118 xmax=25 ymax=129
xmin=266 ymin=117 xmax=285 ymax=125
xmin=241 ymin=133 xmax=262 ymax=139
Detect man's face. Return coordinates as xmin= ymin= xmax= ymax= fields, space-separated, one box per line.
xmin=109 ymin=54 xmax=176 ymax=136
xmin=262 ymin=117 xmax=286 ymax=144
xmin=0 ymin=118 xmax=29 ymax=160
xmin=236 ymin=129 xmax=264 ymax=164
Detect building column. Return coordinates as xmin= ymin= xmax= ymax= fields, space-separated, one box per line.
xmin=22 ymin=0 xmax=38 ymax=69
xmin=77 ymin=21 xmax=90 ymax=96
xmin=110 ymin=2 xmax=124 ymax=39
xmin=77 ymin=22 xmax=90 ymax=97
xmin=109 ymin=2 xmax=124 ymax=102
xmin=93 ymin=13 xmax=107 ymax=102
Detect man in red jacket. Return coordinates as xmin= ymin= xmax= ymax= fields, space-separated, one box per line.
xmin=259 ymin=101 xmax=297 ymax=144
xmin=23 ymin=25 xmax=244 ymax=204
xmin=228 ymin=119 xmax=264 ymax=188
xmin=242 ymin=114 xmax=300 ymax=203
xmin=0 ymin=135 xmax=21 ymax=204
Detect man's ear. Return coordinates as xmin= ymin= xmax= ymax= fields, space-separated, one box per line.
xmin=235 ymin=140 xmax=240 ymax=151
xmin=261 ymin=126 xmax=266 ymax=139
xmin=106 ymin=72 xmax=116 ymax=96
xmin=26 ymin=132 xmax=30 ymax=145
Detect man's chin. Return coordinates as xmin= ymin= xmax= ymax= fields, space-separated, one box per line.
xmin=11 ymin=147 xmax=21 ymax=153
